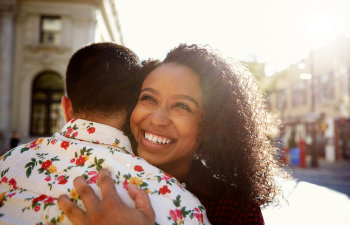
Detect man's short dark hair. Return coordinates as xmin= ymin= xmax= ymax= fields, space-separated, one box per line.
xmin=66 ymin=42 xmax=141 ymax=115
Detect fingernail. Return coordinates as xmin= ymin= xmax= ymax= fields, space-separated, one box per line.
xmin=99 ymin=168 xmax=110 ymax=174
xmin=74 ymin=176 xmax=86 ymax=183
xmin=58 ymin=195 xmax=70 ymax=202
xmin=127 ymin=184 xmax=138 ymax=190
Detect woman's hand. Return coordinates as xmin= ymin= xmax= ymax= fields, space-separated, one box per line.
xmin=56 ymin=169 xmax=155 ymax=225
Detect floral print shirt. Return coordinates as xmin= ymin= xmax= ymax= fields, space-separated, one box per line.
xmin=0 ymin=119 xmax=209 ymax=225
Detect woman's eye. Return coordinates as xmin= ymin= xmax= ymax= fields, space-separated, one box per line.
xmin=174 ymin=102 xmax=192 ymax=112
xmin=139 ymin=94 xmax=155 ymax=102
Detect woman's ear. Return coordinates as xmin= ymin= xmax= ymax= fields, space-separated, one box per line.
xmin=61 ymin=96 xmax=73 ymax=123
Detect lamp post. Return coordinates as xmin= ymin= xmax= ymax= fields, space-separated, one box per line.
xmin=309 ymin=50 xmax=319 ymax=168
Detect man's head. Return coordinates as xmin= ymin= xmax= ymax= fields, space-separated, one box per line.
xmin=62 ymin=42 xmax=141 ymax=129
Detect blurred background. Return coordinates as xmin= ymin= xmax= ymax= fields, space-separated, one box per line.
xmin=0 ymin=0 xmax=349 ymax=224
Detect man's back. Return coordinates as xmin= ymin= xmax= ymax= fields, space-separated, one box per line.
xmin=0 ymin=119 xmax=209 ymax=224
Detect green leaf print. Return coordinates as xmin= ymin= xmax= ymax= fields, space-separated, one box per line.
xmin=3 ymin=150 xmax=12 ymax=161
xmin=51 ymin=156 xmax=59 ymax=162
xmin=25 ymin=159 xmax=37 ymax=178
xmin=173 ymin=195 xmax=181 ymax=207
xmin=20 ymin=147 xmax=29 ymax=153
xmin=1 ymin=168 xmax=9 ymax=177
xmin=44 ymin=203 xmax=55 ymax=210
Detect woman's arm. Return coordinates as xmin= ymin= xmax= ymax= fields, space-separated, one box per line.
xmin=56 ymin=169 xmax=155 ymax=225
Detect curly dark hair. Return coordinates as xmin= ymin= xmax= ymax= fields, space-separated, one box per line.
xmin=142 ymin=44 xmax=281 ymax=207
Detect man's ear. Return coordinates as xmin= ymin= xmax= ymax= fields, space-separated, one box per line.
xmin=61 ymin=96 xmax=73 ymax=123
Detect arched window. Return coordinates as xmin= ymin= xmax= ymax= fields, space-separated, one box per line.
xmin=30 ymin=72 xmax=64 ymax=136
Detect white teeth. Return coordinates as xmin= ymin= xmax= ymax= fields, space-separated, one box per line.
xmin=152 ymin=136 xmax=157 ymax=142
xmin=144 ymin=132 xmax=172 ymax=145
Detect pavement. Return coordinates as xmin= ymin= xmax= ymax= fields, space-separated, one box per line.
xmin=262 ymin=159 xmax=350 ymax=225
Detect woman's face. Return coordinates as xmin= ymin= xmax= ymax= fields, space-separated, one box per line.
xmin=130 ymin=63 xmax=203 ymax=177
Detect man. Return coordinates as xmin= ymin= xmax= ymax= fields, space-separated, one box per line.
xmin=0 ymin=43 xmax=208 ymax=225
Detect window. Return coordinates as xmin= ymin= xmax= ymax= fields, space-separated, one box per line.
xmin=315 ymin=71 xmax=334 ymax=104
xmin=30 ymin=72 xmax=64 ymax=136
xmin=292 ymin=81 xmax=307 ymax=107
xmin=40 ymin=16 xmax=61 ymax=45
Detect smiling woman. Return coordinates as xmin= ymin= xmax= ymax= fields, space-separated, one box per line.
xmin=130 ymin=63 xmax=203 ymax=179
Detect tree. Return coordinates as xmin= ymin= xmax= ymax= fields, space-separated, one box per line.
xmin=244 ymin=61 xmax=266 ymax=81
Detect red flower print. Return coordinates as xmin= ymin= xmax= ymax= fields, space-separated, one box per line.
xmin=159 ymin=185 xmax=171 ymax=195
xmin=57 ymin=175 xmax=68 ymax=185
xmin=59 ymin=179 xmax=68 ymax=185
xmin=161 ymin=175 xmax=170 ymax=182
xmin=44 ymin=176 xmax=51 ymax=182
xmin=61 ymin=141 xmax=70 ymax=150
xmin=75 ymin=155 xmax=86 ymax=166
xmin=169 ymin=209 xmax=182 ymax=222
xmin=175 ymin=209 xmax=182 ymax=219
xmin=163 ymin=172 xmax=173 ymax=178
xmin=65 ymin=128 xmax=73 ymax=137
xmin=88 ymin=175 xmax=98 ymax=184
xmin=123 ymin=179 xmax=128 ymax=189
xmin=70 ymin=158 xmax=75 ymax=163
xmin=73 ymin=131 xmax=78 ymax=137
xmin=50 ymin=139 xmax=56 ymax=145
xmin=194 ymin=212 xmax=204 ymax=223
xmin=29 ymin=140 xmax=38 ymax=149
xmin=32 ymin=194 xmax=47 ymax=203
xmin=41 ymin=160 xmax=52 ymax=170
xmin=88 ymin=171 xmax=97 ymax=175
xmin=169 ymin=210 xmax=177 ymax=222
xmin=44 ymin=196 xmax=56 ymax=204
xmin=8 ymin=178 xmax=18 ymax=189
xmin=87 ymin=127 xmax=96 ymax=134
xmin=9 ymin=178 xmax=17 ymax=186
xmin=134 ymin=165 xmax=144 ymax=172
xmin=1 ymin=177 xmax=8 ymax=183
xmin=8 ymin=192 xmax=16 ymax=198
xmin=71 ymin=118 xmax=78 ymax=123
xmin=34 ymin=205 xmax=40 ymax=212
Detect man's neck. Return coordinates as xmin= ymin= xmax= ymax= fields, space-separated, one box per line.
xmin=72 ymin=113 xmax=127 ymax=131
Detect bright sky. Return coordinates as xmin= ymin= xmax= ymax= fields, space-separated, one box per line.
xmin=116 ymin=0 xmax=350 ymax=75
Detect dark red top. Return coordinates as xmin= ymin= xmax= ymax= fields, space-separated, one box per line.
xmin=181 ymin=160 xmax=265 ymax=225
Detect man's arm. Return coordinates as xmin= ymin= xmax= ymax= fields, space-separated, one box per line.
xmin=56 ymin=169 xmax=155 ymax=225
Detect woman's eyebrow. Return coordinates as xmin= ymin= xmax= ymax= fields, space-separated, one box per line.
xmin=174 ymin=94 xmax=200 ymax=108
xmin=141 ymin=88 xmax=200 ymax=108
xmin=140 ymin=88 xmax=159 ymax=95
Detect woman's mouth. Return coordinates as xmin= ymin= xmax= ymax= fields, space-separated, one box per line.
xmin=144 ymin=131 xmax=173 ymax=145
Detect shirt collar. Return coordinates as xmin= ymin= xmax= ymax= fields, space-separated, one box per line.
xmin=59 ymin=118 xmax=133 ymax=154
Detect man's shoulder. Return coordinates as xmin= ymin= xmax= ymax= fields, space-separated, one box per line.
xmin=1 ymin=137 xmax=51 ymax=162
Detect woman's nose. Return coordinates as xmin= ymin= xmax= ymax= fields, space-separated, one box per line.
xmin=149 ymin=107 xmax=171 ymax=126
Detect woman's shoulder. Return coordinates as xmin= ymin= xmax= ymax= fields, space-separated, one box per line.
xmin=185 ymin=160 xmax=265 ymax=225
xmin=206 ymin=189 xmax=264 ymax=225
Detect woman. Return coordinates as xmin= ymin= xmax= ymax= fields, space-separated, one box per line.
xmin=59 ymin=44 xmax=281 ymax=224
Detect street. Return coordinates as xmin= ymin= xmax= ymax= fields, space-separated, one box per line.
xmin=262 ymin=160 xmax=350 ymax=225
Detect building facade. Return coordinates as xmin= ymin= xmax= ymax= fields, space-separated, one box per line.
xmin=0 ymin=0 xmax=123 ymax=153
xmin=263 ymin=36 xmax=350 ymax=162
